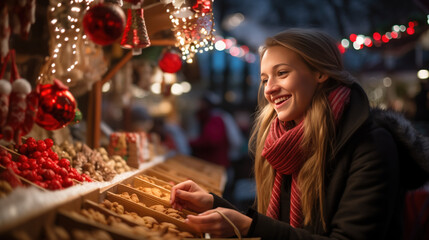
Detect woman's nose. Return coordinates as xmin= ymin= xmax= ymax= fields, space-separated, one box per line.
xmin=264 ymin=79 xmax=279 ymax=94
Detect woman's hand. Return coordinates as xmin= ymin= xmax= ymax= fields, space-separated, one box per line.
xmin=170 ymin=180 xmax=214 ymax=213
xmin=186 ymin=207 xmax=252 ymax=238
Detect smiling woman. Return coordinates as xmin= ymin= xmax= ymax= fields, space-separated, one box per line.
xmin=169 ymin=28 xmax=429 ymax=240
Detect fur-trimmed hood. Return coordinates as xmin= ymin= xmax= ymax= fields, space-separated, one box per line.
xmin=371 ymin=108 xmax=429 ymax=189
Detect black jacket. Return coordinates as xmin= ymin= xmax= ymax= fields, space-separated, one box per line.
xmin=213 ymin=83 xmax=429 ymax=240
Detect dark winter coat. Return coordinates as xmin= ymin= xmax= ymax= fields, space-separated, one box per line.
xmin=213 ymin=82 xmax=429 ymax=240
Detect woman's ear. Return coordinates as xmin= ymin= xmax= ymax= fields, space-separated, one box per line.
xmin=316 ymin=73 xmax=328 ymax=83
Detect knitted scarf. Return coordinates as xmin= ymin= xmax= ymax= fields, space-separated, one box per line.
xmin=261 ymin=85 xmax=351 ymax=228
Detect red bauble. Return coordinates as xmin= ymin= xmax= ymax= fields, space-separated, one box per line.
xmin=159 ymin=51 xmax=182 ymax=73
xmin=35 ymin=79 xmax=76 ymax=130
xmin=192 ymin=0 xmax=212 ymax=13
xmin=82 ymin=3 xmax=125 ymax=46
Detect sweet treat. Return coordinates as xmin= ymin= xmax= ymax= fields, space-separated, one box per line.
xmin=108 ymin=132 xmax=151 ymax=168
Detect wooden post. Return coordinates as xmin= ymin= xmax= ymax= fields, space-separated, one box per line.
xmin=86 ymin=50 xmax=133 ymax=148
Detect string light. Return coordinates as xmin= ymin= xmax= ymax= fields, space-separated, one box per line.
xmin=163 ymin=0 xmax=215 ymax=63
xmin=340 ymin=17 xmax=427 ymax=52
xmin=38 ymin=0 xmax=94 ymax=83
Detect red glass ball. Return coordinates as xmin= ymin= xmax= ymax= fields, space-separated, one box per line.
xmin=83 ymin=3 xmax=125 ymax=46
xmin=159 ymin=52 xmax=182 ymax=73
xmin=35 ymin=79 xmax=76 ymax=130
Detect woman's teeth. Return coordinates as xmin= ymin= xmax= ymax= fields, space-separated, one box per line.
xmin=274 ymin=96 xmax=290 ymax=104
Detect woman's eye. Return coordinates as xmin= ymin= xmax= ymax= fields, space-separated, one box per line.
xmin=278 ymin=71 xmax=288 ymax=76
xmin=261 ymin=79 xmax=268 ymax=85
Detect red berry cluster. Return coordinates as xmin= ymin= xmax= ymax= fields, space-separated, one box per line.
xmin=0 ymin=138 xmax=92 ymax=190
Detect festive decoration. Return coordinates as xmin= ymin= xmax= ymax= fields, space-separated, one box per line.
xmin=82 ymin=2 xmax=125 ymax=46
xmin=159 ymin=50 xmax=182 ymax=73
xmin=120 ymin=0 xmax=151 ymax=55
xmin=163 ymin=0 xmax=215 ymax=63
xmin=192 ymin=0 xmax=212 ymax=13
xmin=0 ymin=4 xmax=10 ymax=62
xmin=71 ymin=108 xmax=82 ymax=124
xmin=0 ymin=50 xmax=36 ymax=145
xmin=41 ymin=0 xmax=107 ymax=90
xmin=0 ymin=0 xmax=36 ymax=62
xmin=36 ymin=79 xmax=76 ymax=131
xmin=340 ymin=18 xmax=428 ymax=52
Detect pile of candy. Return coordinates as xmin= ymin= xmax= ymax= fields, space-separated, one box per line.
xmin=0 ymin=137 xmax=92 ymax=190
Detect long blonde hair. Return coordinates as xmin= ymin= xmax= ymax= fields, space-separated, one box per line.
xmin=249 ymin=28 xmax=355 ymax=228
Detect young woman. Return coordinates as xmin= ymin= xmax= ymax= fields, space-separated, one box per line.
xmin=170 ymin=28 xmax=429 ymax=239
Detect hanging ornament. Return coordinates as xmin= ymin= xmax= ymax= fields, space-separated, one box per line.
xmin=192 ymin=0 xmax=211 ymax=13
xmin=159 ymin=50 xmax=182 ymax=73
xmin=163 ymin=0 xmax=215 ymax=63
xmin=11 ymin=0 xmax=36 ymax=39
xmin=120 ymin=0 xmax=151 ymax=55
xmin=35 ymin=79 xmax=76 ymax=131
xmin=82 ymin=2 xmax=125 ymax=46
xmin=0 ymin=4 xmax=10 ymax=62
xmin=71 ymin=108 xmax=82 ymax=124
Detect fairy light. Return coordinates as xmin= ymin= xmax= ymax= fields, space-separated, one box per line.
xmin=164 ymin=0 xmax=215 ymax=63
xmin=38 ymin=0 xmax=95 ymax=83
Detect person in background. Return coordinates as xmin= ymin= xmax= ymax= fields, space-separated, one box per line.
xmin=169 ymin=28 xmax=429 ymax=239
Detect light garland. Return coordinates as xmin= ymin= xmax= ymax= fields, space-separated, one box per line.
xmin=164 ymin=0 xmax=215 ymax=63
xmin=213 ymin=35 xmax=256 ymax=63
xmin=339 ymin=16 xmax=429 ymax=52
xmin=38 ymin=0 xmax=94 ymax=84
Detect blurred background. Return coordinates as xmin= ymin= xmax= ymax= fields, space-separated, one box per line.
xmin=8 ymin=0 xmax=429 ymax=222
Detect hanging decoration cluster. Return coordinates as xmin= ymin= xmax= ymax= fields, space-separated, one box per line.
xmin=0 ymin=50 xmax=38 ymax=145
xmin=0 ymin=0 xmax=36 ymax=62
xmin=119 ymin=0 xmax=151 ymax=55
xmin=162 ymin=0 xmax=215 ymax=63
xmin=39 ymin=0 xmax=108 ymax=92
xmin=339 ymin=17 xmax=428 ymax=53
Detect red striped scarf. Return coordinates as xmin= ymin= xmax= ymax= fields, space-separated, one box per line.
xmin=261 ymin=85 xmax=351 ymax=228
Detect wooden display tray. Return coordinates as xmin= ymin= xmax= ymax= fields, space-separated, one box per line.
xmin=131 ymin=177 xmax=171 ymax=201
xmin=106 ymin=191 xmax=199 ymax=235
xmin=153 ymin=163 xmax=221 ymax=189
xmin=145 ymin=167 xmax=222 ymax=196
xmin=136 ymin=174 xmax=173 ymax=190
xmin=56 ymin=209 xmax=141 ymax=240
xmin=116 ymin=183 xmax=196 ymax=217
xmin=166 ymin=154 xmax=225 ymax=180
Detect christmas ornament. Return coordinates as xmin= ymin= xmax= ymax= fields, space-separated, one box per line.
xmin=120 ymin=0 xmax=151 ymax=55
xmin=163 ymin=0 xmax=214 ymax=63
xmin=82 ymin=3 xmax=125 ymax=46
xmin=159 ymin=50 xmax=182 ymax=73
xmin=12 ymin=0 xmax=36 ymax=39
xmin=192 ymin=0 xmax=212 ymax=13
xmin=36 ymin=79 xmax=76 ymax=130
xmin=0 ymin=79 xmax=11 ymax=128
xmin=0 ymin=4 xmax=10 ymax=62
xmin=1 ymin=50 xmax=34 ymax=145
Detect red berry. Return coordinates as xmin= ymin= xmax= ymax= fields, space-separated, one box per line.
xmin=62 ymin=177 xmax=73 ymax=188
xmin=42 ymin=169 xmax=55 ymax=180
xmin=31 ymin=151 xmax=42 ymax=159
xmin=37 ymin=140 xmax=46 ymax=151
xmin=44 ymin=138 xmax=54 ymax=148
xmin=0 ymin=156 xmax=11 ymax=166
xmin=25 ymin=137 xmax=36 ymax=144
xmin=81 ymin=173 xmax=93 ymax=182
xmin=27 ymin=142 xmax=37 ymax=153
xmin=29 ymin=159 xmax=38 ymax=170
xmin=59 ymin=167 xmax=68 ymax=178
xmin=18 ymin=144 xmax=28 ymax=154
xmin=58 ymin=158 xmax=70 ymax=168
xmin=48 ymin=180 xmax=62 ymax=190
xmin=18 ymin=155 xmax=28 ymax=162
xmin=19 ymin=162 xmax=30 ymax=171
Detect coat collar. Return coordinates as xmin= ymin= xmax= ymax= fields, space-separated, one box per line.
xmin=331 ymin=82 xmax=370 ymax=159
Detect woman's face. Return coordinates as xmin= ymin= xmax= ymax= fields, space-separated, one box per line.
xmin=260 ymin=45 xmax=324 ymax=123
